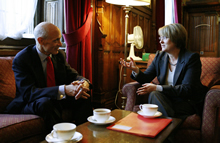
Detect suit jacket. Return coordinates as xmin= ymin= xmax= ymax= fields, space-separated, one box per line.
xmin=6 ymin=45 xmax=88 ymax=113
xmin=131 ymin=48 xmax=208 ymax=104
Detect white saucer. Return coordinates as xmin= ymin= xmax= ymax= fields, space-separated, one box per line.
xmin=137 ymin=110 xmax=162 ymax=118
xmin=46 ymin=131 xmax=83 ymax=143
xmin=87 ymin=116 xmax=116 ymax=125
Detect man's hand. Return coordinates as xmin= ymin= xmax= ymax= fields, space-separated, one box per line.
xmin=74 ymin=80 xmax=90 ymax=100
xmin=136 ymin=83 xmax=157 ymax=95
xmin=82 ymin=80 xmax=90 ymax=89
xmin=65 ymin=80 xmax=90 ymax=100
xmin=64 ymin=82 xmax=82 ymax=97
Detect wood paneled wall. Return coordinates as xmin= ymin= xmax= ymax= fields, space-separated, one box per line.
xmin=91 ymin=0 xmax=156 ymax=109
xmin=0 ymin=38 xmax=35 ymax=56
xmin=1 ymin=0 xmax=219 ymax=110
xmin=183 ymin=4 xmax=220 ymax=57
xmin=0 ymin=0 xmax=157 ymax=110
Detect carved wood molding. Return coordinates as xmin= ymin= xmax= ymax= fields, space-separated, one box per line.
xmin=96 ymin=18 xmax=107 ymax=38
xmin=184 ymin=0 xmax=220 ymax=6
xmin=132 ymin=6 xmax=152 ymax=17
xmin=184 ymin=4 xmax=220 ymax=12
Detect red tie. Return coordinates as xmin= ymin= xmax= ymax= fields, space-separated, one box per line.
xmin=46 ymin=56 xmax=56 ymax=87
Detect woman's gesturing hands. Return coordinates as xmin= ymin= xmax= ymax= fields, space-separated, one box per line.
xmin=119 ymin=57 xmax=139 ymax=73
xmin=137 ymin=83 xmax=157 ymax=95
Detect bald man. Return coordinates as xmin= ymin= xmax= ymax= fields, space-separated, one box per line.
xmin=6 ymin=22 xmax=93 ymax=132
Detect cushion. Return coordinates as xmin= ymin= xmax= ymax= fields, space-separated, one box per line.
xmin=175 ymin=129 xmax=201 ymax=143
xmin=200 ymin=57 xmax=220 ymax=88
xmin=0 ymin=95 xmax=14 ymax=113
xmin=0 ymin=114 xmax=46 ymax=143
xmin=0 ymin=57 xmax=15 ymax=98
xmin=180 ymin=114 xmax=201 ymax=130
xmin=146 ymin=54 xmax=156 ymax=69
xmin=0 ymin=57 xmax=16 ymax=113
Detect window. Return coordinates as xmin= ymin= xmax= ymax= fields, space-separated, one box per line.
xmin=44 ymin=0 xmax=65 ymax=42
xmin=0 ymin=0 xmax=37 ymax=40
xmin=165 ymin=0 xmax=175 ymax=25
xmin=0 ymin=0 xmax=65 ymax=47
xmin=25 ymin=0 xmax=64 ymax=39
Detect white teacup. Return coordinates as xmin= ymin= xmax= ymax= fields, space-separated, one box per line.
xmin=139 ymin=104 xmax=158 ymax=116
xmin=52 ymin=123 xmax=76 ymax=140
xmin=93 ymin=108 xmax=111 ymax=123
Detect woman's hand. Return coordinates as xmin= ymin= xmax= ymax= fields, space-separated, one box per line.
xmin=137 ymin=83 xmax=157 ymax=95
xmin=119 ymin=57 xmax=139 ymax=73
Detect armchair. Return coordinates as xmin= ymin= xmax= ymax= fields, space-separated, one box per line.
xmin=122 ymin=54 xmax=220 ymax=143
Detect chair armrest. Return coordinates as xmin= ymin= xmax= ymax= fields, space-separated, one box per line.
xmin=122 ymin=82 xmax=141 ymax=111
xmin=202 ymin=88 xmax=220 ymax=143
xmin=210 ymin=85 xmax=220 ymax=90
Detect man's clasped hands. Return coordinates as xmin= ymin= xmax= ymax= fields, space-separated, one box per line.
xmin=65 ymin=81 xmax=90 ymax=100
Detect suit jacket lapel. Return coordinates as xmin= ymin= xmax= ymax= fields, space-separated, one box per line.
xmin=159 ymin=53 xmax=169 ymax=84
xmin=51 ymin=55 xmax=59 ymax=79
xmin=173 ymin=49 xmax=185 ymax=85
xmin=32 ymin=46 xmax=47 ymax=87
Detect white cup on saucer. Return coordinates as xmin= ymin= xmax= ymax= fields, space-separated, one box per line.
xmin=93 ymin=108 xmax=111 ymax=123
xmin=139 ymin=104 xmax=158 ymax=116
xmin=52 ymin=122 xmax=76 ymax=140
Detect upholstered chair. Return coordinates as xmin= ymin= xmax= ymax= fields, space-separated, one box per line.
xmin=122 ymin=54 xmax=220 ymax=143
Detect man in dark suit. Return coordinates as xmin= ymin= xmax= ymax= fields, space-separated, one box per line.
xmin=5 ymin=22 xmax=93 ymax=132
xmin=120 ymin=23 xmax=208 ymax=120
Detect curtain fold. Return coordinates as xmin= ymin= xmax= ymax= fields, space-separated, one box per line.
xmin=157 ymin=0 xmax=182 ymax=50
xmin=63 ymin=0 xmax=93 ymax=84
xmin=174 ymin=0 xmax=182 ymax=23
xmin=156 ymin=0 xmax=165 ymax=50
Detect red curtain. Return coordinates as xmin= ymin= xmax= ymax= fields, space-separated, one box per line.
xmin=174 ymin=0 xmax=182 ymax=23
xmin=156 ymin=0 xmax=182 ymax=50
xmin=63 ymin=0 xmax=93 ymax=83
xmin=156 ymin=0 xmax=165 ymax=50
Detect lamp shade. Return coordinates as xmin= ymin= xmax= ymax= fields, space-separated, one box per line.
xmin=105 ymin=0 xmax=150 ymax=6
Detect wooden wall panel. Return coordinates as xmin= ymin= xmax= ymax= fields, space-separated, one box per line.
xmin=188 ymin=14 xmax=202 ymax=52
xmin=112 ymin=5 xmax=122 ymax=46
xmin=130 ymin=13 xmax=138 ymax=32
xmin=204 ymin=14 xmax=218 ymax=53
xmin=92 ymin=0 xmax=154 ymax=109
xmin=0 ymin=0 xmax=156 ymax=110
xmin=183 ymin=4 xmax=219 ymax=57
xmin=185 ymin=11 xmax=219 ymax=57
xmin=144 ymin=18 xmax=151 ymax=51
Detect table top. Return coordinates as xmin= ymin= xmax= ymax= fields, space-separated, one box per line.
xmin=76 ymin=109 xmax=182 ymax=143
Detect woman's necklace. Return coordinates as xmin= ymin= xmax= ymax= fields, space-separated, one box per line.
xmin=169 ymin=60 xmax=177 ymax=66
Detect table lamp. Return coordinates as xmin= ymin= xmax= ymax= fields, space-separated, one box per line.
xmin=105 ymin=0 xmax=150 ymax=109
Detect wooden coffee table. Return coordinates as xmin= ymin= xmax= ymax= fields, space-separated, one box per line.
xmin=41 ymin=109 xmax=182 ymax=143
xmin=75 ymin=109 xmax=182 ymax=143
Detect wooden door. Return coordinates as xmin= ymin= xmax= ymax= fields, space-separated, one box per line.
xmin=184 ymin=5 xmax=219 ymax=57
xmin=187 ymin=12 xmax=218 ymax=57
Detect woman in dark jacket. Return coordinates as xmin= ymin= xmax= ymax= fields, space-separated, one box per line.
xmin=120 ymin=23 xmax=208 ymax=120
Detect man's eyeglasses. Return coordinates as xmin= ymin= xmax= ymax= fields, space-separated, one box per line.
xmin=159 ymin=36 xmax=168 ymax=41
